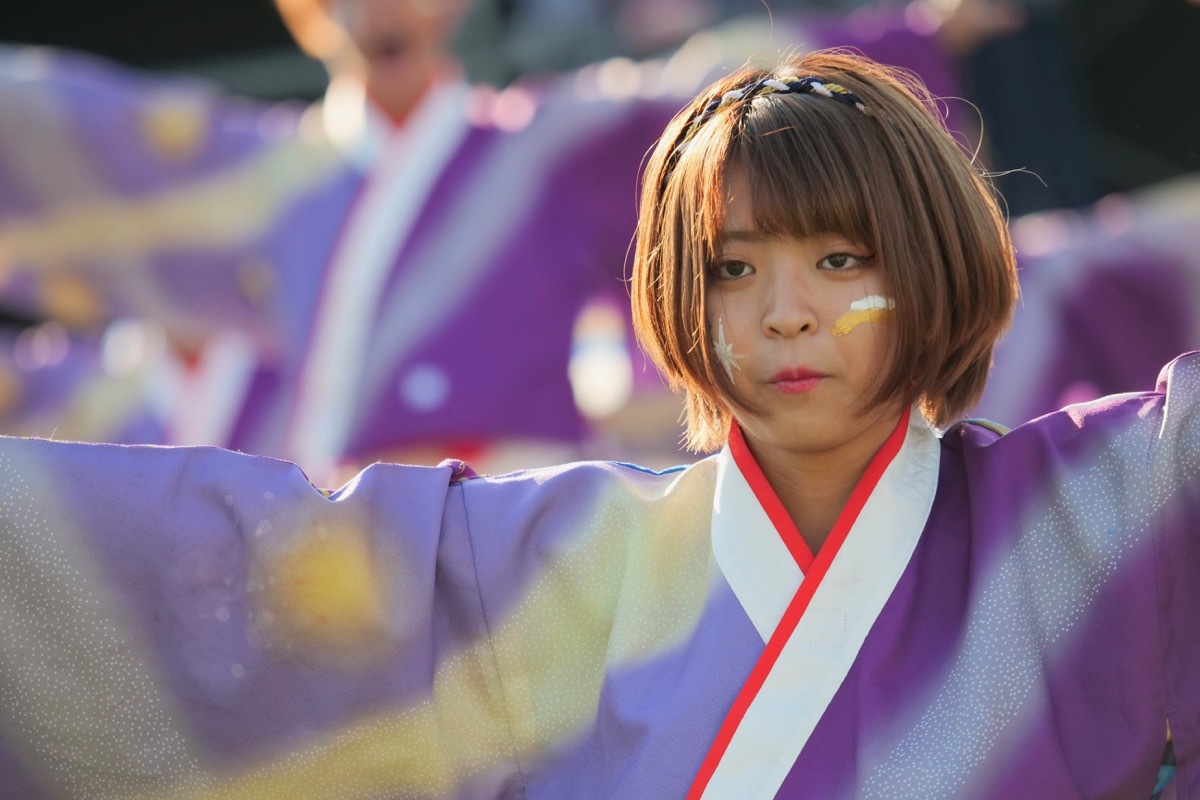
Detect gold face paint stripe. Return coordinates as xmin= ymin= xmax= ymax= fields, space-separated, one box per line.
xmin=831 ymin=295 xmax=895 ymax=336
xmin=831 ymin=307 xmax=891 ymax=336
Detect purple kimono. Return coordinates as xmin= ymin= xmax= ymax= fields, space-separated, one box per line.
xmin=0 ymin=353 xmax=1197 ymax=798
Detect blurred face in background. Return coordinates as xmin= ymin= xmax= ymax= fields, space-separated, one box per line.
xmin=333 ymin=0 xmax=467 ymax=118
xmin=277 ymin=0 xmax=469 ymax=121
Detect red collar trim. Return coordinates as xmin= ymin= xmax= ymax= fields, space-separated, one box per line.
xmin=728 ymin=423 xmax=816 ymax=572
xmin=689 ymin=408 xmax=911 ymax=799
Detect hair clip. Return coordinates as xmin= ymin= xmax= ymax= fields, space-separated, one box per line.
xmin=677 ymin=76 xmax=869 ymax=151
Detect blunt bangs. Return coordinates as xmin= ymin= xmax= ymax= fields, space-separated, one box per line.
xmin=730 ymin=93 xmax=880 ymax=249
xmin=664 ymin=86 xmax=884 ymax=280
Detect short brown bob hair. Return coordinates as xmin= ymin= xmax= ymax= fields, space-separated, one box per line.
xmin=631 ymin=50 xmax=1018 ymax=452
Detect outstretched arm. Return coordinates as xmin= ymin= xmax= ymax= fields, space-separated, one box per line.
xmin=0 ymin=436 xmax=521 ymax=799
xmin=0 ymin=46 xmax=338 ymax=347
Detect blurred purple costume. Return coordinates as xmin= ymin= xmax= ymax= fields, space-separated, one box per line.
xmin=0 ymin=14 xmax=962 ymax=474
xmin=975 ymin=180 xmax=1200 ymax=427
xmin=0 ymin=354 xmax=1196 ymax=799
xmin=0 ymin=47 xmax=674 ymax=471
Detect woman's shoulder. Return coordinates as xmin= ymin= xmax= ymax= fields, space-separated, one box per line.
xmin=946 ymin=352 xmax=1200 ymax=454
xmin=447 ymin=457 xmax=720 ymax=562
xmin=453 ymin=455 xmax=719 ymax=507
xmin=449 ymin=457 xmax=722 ymax=600
xmin=933 ymin=353 xmax=1200 ymax=516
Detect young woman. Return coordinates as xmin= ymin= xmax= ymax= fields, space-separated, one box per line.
xmin=0 ymin=51 xmax=1190 ymax=799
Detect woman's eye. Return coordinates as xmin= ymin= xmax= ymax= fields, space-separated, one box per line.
xmin=818 ymin=252 xmax=870 ymax=271
xmin=714 ymin=261 xmax=754 ymax=280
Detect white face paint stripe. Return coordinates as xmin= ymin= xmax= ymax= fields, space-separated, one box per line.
xmin=713 ymin=317 xmax=743 ymax=381
xmin=849 ymin=295 xmax=896 ymax=312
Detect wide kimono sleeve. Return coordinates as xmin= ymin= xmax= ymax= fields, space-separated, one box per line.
xmin=1150 ymin=354 xmax=1200 ymax=797
xmin=0 ymin=435 xmax=525 ymax=799
xmin=0 ymin=45 xmax=342 ymax=345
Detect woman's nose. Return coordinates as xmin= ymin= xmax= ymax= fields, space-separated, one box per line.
xmin=762 ymin=280 xmax=817 ymax=338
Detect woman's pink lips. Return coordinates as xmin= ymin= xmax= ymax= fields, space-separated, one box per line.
xmin=769 ymin=367 xmax=826 ymax=394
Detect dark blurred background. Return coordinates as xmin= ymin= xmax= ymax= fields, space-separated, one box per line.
xmin=5 ymin=0 xmax=1198 ymax=205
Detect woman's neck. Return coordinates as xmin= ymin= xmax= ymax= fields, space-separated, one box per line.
xmin=745 ymin=408 xmax=904 ymax=554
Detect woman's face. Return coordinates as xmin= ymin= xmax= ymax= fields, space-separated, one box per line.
xmin=706 ymin=170 xmax=901 ymax=456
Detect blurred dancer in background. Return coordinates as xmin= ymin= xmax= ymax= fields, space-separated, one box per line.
xmin=0 ymin=0 xmax=1030 ymax=483
xmin=974 ymin=173 xmax=1200 ymax=426
xmin=0 ymin=0 xmax=686 ymax=482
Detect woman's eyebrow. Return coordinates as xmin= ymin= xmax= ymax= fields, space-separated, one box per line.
xmin=721 ymin=229 xmax=766 ymax=243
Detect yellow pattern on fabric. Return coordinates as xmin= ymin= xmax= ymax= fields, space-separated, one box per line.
xmin=257 ymin=520 xmax=392 ymax=665
xmin=0 ymin=136 xmax=341 ymax=267
xmin=492 ymin=464 xmax=719 ymax=755
xmin=140 ymin=97 xmax=209 ymax=161
xmin=145 ymin=462 xmax=720 ymax=800
xmin=39 ymin=272 xmax=105 ymax=327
